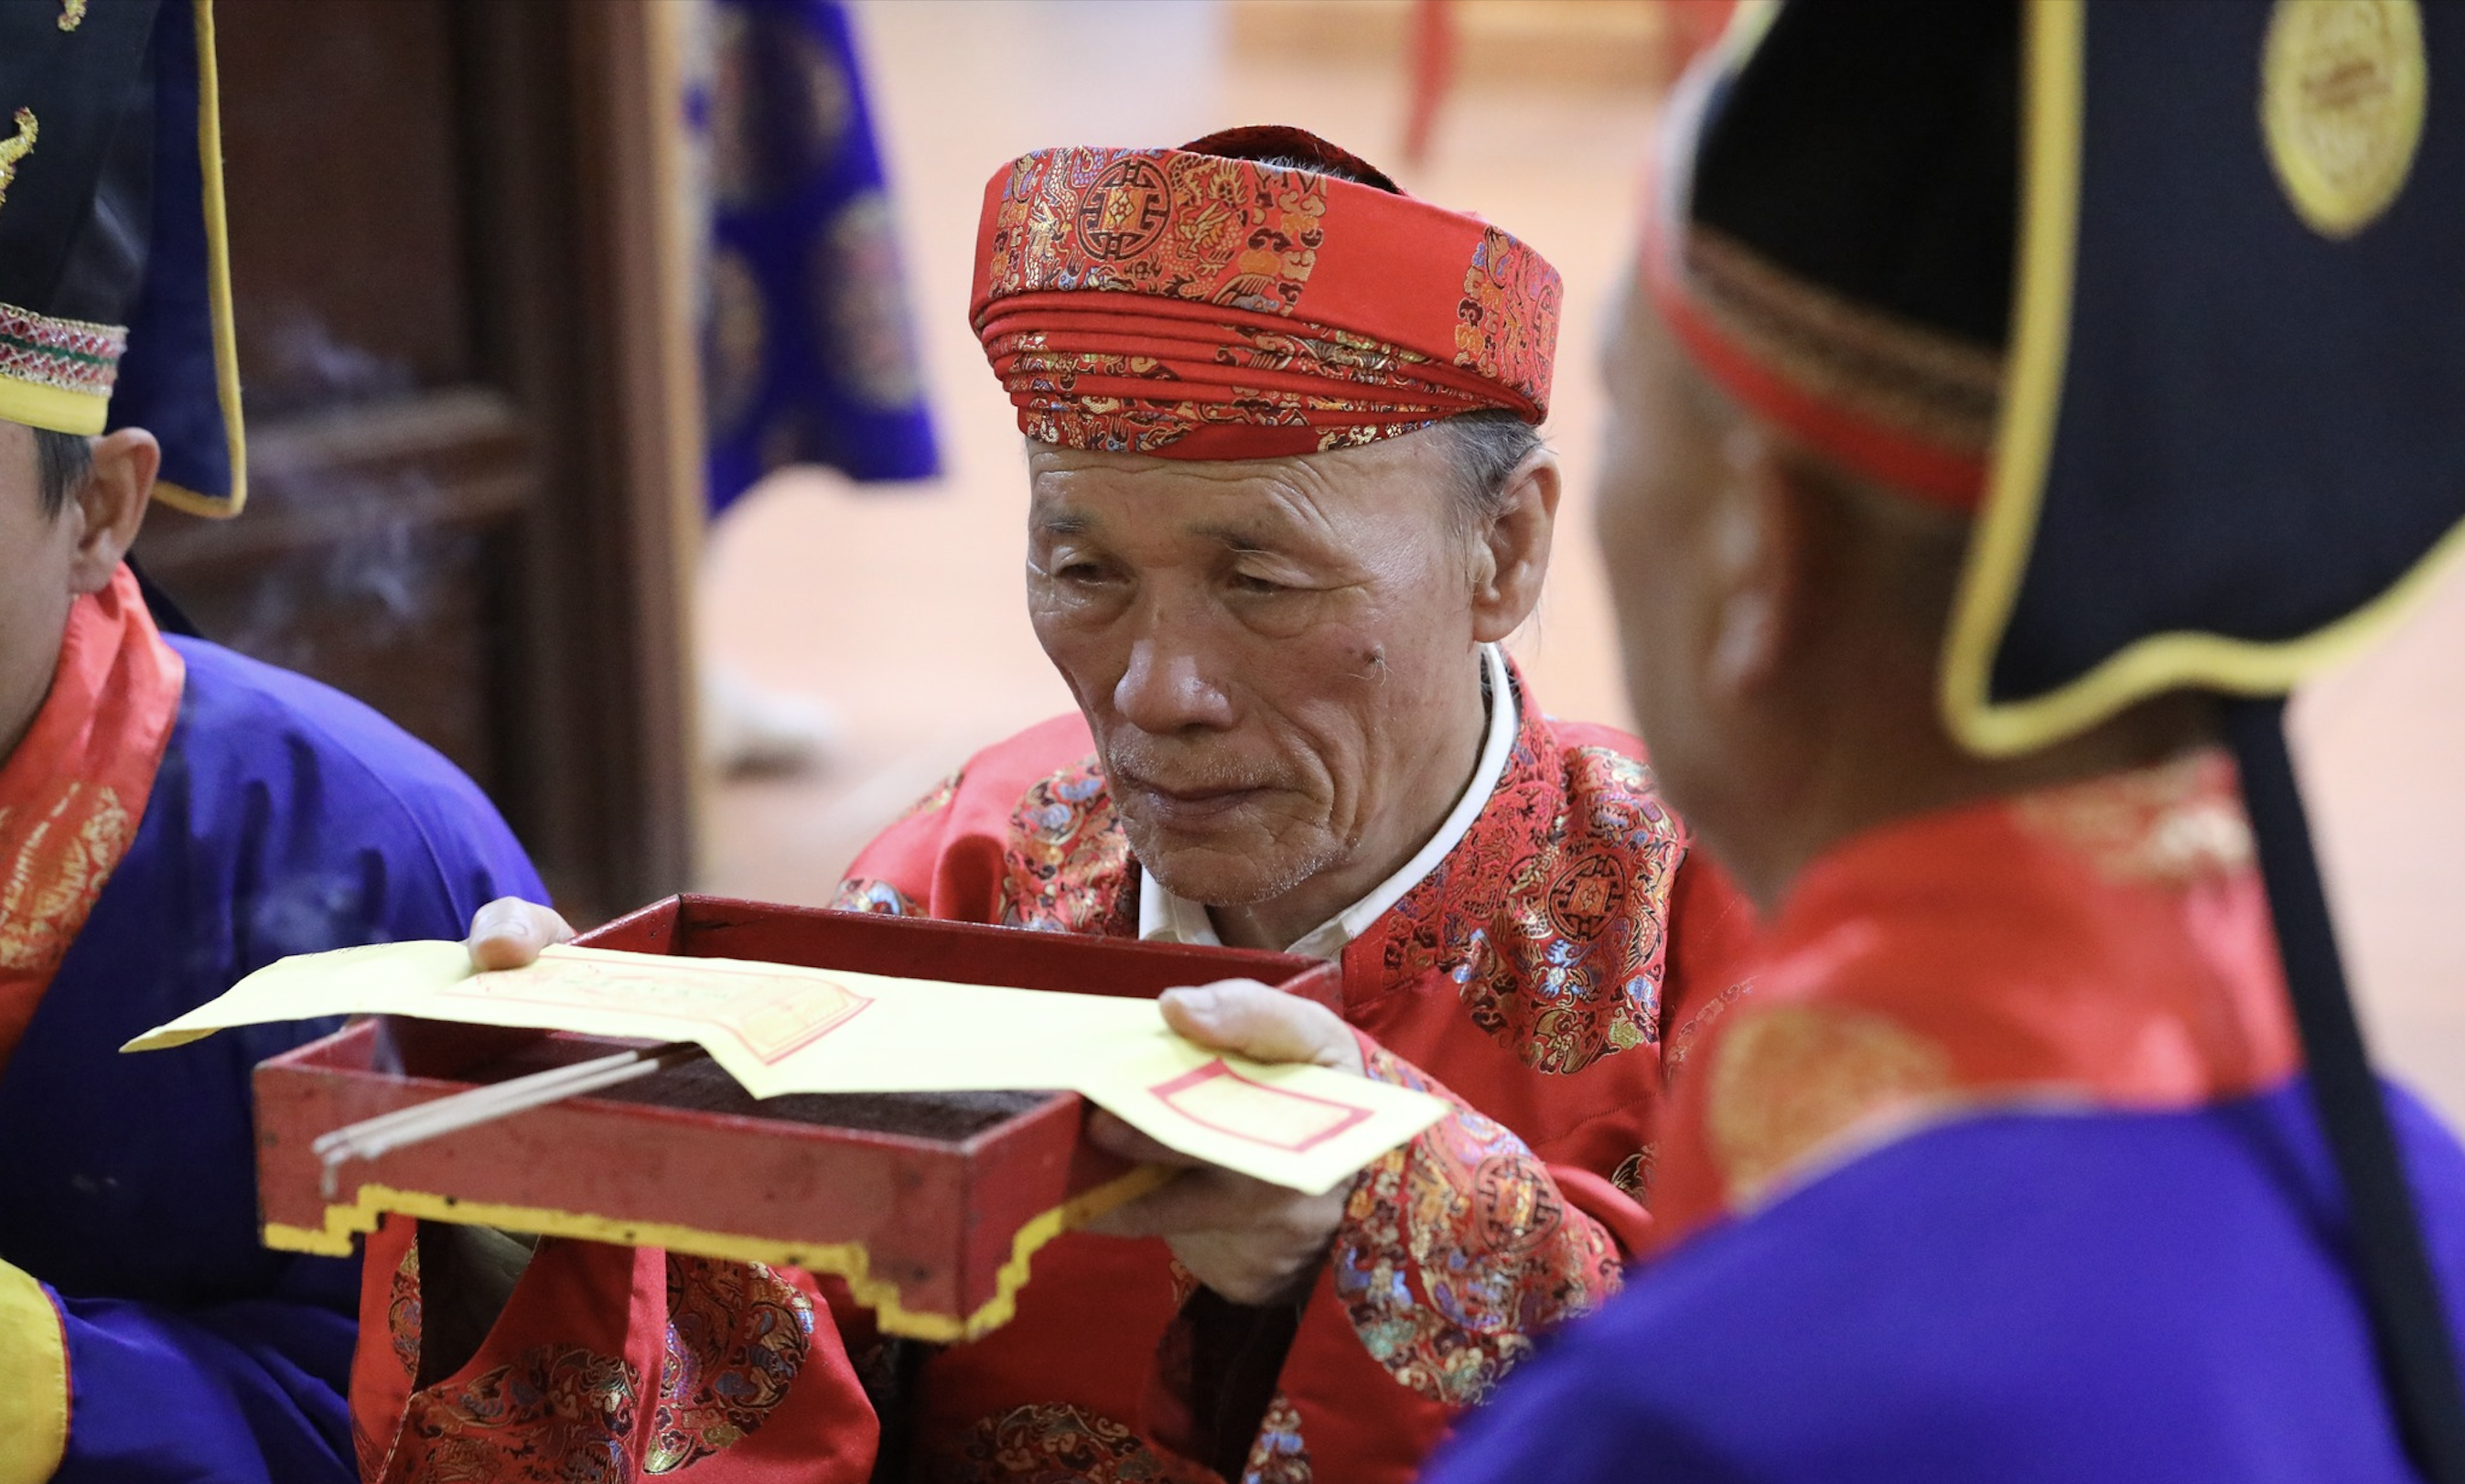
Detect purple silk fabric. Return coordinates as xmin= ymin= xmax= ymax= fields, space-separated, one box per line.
xmin=1430 ymin=1079 xmax=2465 ymax=1482
xmin=0 ymin=635 xmax=544 ymax=1483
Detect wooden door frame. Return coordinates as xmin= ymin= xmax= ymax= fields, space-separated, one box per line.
xmin=457 ymin=0 xmax=705 ymax=919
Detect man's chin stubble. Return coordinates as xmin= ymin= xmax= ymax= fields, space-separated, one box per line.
xmin=1125 ymin=817 xmax=1346 ymax=909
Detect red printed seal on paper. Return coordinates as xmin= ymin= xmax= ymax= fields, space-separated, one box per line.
xmin=1148 ymin=1059 xmax=1374 ymax=1153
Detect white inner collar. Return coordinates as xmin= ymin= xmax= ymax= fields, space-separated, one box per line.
xmin=1136 ymin=642 xmax=1517 ymax=960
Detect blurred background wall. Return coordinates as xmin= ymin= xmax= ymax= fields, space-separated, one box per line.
xmin=135 ymin=0 xmax=703 ymax=920
xmin=139 ymin=0 xmax=2465 ymax=1121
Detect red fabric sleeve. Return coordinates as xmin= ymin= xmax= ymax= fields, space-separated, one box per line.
xmin=1553 ymin=1166 xmax=1654 ymax=1254
xmin=1327 ymin=1036 xmax=1626 ymax=1405
xmin=830 ymin=714 xmax=1096 ymax=923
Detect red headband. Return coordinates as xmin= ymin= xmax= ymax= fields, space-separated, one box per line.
xmin=970 ymin=129 xmax=1560 ymax=459
xmin=1641 ymin=215 xmax=1996 ymax=512
xmin=1639 ymin=72 xmax=2000 ymax=513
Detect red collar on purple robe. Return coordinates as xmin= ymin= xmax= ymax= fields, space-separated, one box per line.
xmin=1646 ymin=747 xmax=2303 ymax=1253
xmin=0 ymin=564 xmax=183 ymax=1074
xmin=978 ymin=660 xmax=1699 ymax=1078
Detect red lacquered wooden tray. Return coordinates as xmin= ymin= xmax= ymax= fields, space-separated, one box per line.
xmin=253 ymin=895 xmax=1321 ymax=1340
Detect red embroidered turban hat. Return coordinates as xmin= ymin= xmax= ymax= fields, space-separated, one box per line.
xmin=1642 ymin=3 xmax=2018 ymax=512
xmin=970 ymin=125 xmax=1561 ymax=459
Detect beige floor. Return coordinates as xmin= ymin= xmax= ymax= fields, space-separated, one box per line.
xmin=700 ymin=1 xmax=2465 ymax=1122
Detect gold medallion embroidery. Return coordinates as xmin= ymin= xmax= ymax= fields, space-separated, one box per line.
xmin=2009 ymin=749 xmax=2254 ymax=886
xmin=2262 ymin=0 xmax=2427 ymax=238
xmin=1706 ymin=1004 xmax=1953 ymax=1206
xmin=58 ymin=0 xmax=87 ymax=31
xmin=0 ymin=109 xmax=38 ymax=215
xmin=0 ymin=784 xmax=129 ymax=973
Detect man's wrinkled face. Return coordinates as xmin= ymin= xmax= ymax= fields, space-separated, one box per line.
xmin=0 ymin=424 xmax=82 ymax=759
xmin=1027 ymin=434 xmax=1483 ymax=909
xmin=1595 ymin=291 xmax=1739 ymax=838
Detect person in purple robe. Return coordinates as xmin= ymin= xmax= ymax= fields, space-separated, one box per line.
xmin=1428 ymin=3 xmax=2465 ymax=1479
xmin=0 ymin=6 xmax=543 ymax=1480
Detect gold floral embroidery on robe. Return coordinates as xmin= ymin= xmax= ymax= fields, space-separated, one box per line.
xmin=2011 ymin=747 xmax=2254 ymax=886
xmin=644 ymin=1257 xmax=816 ymax=1473
xmin=1609 ymin=1144 xmax=1656 ymax=1201
xmin=1329 ymin=1046 xmax=1622 ymax=1407
xmin=386 ymin=1345 xmax=643 ymax=1484
xmin=0 ymin=785 xmax=131 ymax=974
xmin=940 ymin=1401 xmax=1216 ymax=1484
xmin=831 ymin=876 xmax=923 ymax=917
xmin=1237 ymin=1394 xmax=1311 ymax=1484
xmin=387 ymin=1243 xmax=423 ymax=1381
xmin=1663 ymin=979 xmax=1752 ymax=1074
xmin=1371 ymin=739 xmax=1686 ymax=1075
xmin=1706 ymin=1004 xmax=1954 ymax=1206
xmin=994 ymin=758 xmax=1136 ymax=935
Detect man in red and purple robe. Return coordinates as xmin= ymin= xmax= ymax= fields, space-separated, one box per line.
xmin=1430 ymin=5 xmax=2465 ymax=1479
xmin=385 ymin=125 xmax=1749 ymax=1483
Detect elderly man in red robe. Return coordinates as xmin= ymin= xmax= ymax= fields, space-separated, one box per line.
xmin=366 ymin=127 xmax=1744 ymax=1484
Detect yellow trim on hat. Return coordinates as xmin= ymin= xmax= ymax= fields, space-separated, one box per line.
xmin=0 ymin=1260 xmax=69 ymax=1484
xmin=155 ymin=0 xmax=245 ymax=519
xmin=0 ymin=378 xmax=106 ymax=436
xmin=1939 ymin=0 xmax=2465 ymax=758
xmin=262 ymin=1164 xmax=1171 ymax=1345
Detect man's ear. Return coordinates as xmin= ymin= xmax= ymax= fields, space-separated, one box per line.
xmin=1703 ymin=431 xmax=1808 ymax=701
xmin=65 ymin=428 xmax=157 ymax=595
xmin=1469 ymin=447 xmax=1560 ymax=643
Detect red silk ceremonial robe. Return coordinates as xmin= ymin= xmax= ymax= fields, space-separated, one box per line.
xmin=828 ymin=664 xmax=1748 ymax=1483
xmin=1646 ymin=747 xmax=2302 ymax=1252
xmin=355 ymin=1224 xmax=878 ymax=1483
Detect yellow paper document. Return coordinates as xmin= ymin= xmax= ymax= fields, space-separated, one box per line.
xmin=125 ymin=942 xmax=1444 ymax=1194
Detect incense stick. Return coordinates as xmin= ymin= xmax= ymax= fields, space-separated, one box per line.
xmin=314 ymin=1041 xmax=706 ymax=1197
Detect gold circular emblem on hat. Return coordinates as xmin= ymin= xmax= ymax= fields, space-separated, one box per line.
xmin=2261 ymin=0 xmax=2427 ymax=239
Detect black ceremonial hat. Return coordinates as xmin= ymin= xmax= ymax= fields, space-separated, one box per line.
xmin=1945 ymin=0 xmax=2462 ymax=752
xmin=1649 ymin=0 xmax=2018 ymax=511
xmin=0 ymin=0 xmax=244 ymax=516
xmin=1958 ymin=5 xmax=2465 ymax=1468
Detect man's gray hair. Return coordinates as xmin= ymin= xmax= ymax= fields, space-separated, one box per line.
xmin=1432 ymin=408 xmax=1545 ymax=534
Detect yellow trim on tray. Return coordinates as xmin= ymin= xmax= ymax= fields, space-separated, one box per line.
xmin=153 ymin=0 xmax=245 ymax=519
xmin=0 ymin=1260 xmax=68 ymax=1484
xmin=264 ymin=1164 xmax=1173 ymax=1344
xmin=1941 ymin=0 xmax=2465 ymax=758
xmin=0 ymin=377 xmax=106 ymax=436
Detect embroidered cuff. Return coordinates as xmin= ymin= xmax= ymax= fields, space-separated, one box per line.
xmin=1329 ymin=1044 xmax=1623 ymax=1407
